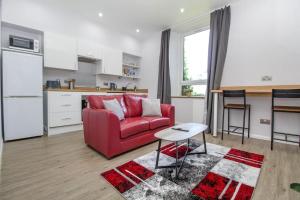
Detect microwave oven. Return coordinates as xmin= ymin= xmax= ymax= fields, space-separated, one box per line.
xmin=9 ymin=35 xmax=40 ymax=53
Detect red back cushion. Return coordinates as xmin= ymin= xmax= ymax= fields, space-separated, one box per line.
xmin=123 ymin=94 xmax=147 ymax=117
xmin=87 ymin=95 xmax=127 ymax=113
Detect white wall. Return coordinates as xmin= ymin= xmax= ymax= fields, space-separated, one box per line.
xmin=169 ymin=32 xmax=183 ymax=97
xmin=139 ymin=31 xmax=205 ymax=123
xmin=172 ymin=98 xmax=205 ymax=123
xmin=220 ymin=0 xmax=300 ymax=141
xmin=223 ymin=0 xmax=300 ymax=86
xmin=2 ymin=0 xmax=142 ymax=89
xmin=139 ymin=32 xmax=161 ymax=98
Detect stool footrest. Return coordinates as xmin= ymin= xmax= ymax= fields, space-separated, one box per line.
xmin=229 ymin=125 xmax=249 ymax=130
xmin=274 ymin=131 xmax=300 ymax=137
xmin=273 ymin=138 xmax=300 ymax=144
xmin=223 ymin=125 xmax=249 ymax=135
xmin=273 ymin=131 xmax=300 ymax=145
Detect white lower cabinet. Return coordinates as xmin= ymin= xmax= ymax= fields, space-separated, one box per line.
xmin=49 ymin=111 xmax=81 ymax=128
xmin=44 ymin=91 xmax=82 ymax=135
xmin=48 ymin=92 xmax=81 ymax=113
xmin=44 ymin=91 xmax=148 ymax=136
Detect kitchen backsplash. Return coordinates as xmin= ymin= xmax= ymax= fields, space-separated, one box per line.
xmin=43 ymin=61 xmax=97 ymax=87
xmin=44 ymin=61 xmax=138 ymax=89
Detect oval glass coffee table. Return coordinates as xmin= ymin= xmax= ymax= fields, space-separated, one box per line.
xmin=154 ymin=123 xmax=208 ymax=179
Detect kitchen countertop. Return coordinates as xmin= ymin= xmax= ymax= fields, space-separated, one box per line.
xmin=44 ymin=86 xmax=148 ymax=94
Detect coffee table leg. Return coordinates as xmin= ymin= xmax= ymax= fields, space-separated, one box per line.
xmin=203 ymin=131 xmax=207 ymax=154
xmin=155 ymin=139 xmax=162 ymax=169
xmin=176 ymin=139 xmax=190 ymax=179
xmin=186 ymin=132 xmax=208 ymax=156
xmin=175 ymin=141 xmax=178 ymax=177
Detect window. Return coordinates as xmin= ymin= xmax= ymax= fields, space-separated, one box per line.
xmin=182 ymin=29 xmax=210 ymax=96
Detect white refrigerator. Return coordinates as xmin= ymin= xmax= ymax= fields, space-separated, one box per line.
xmin=2 ymin=50 xmax=43 ymax=141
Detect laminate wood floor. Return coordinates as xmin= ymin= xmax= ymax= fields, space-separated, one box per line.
xmin=0 ymin=132 xmax=299 ymax=200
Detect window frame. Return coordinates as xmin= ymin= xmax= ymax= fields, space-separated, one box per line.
xmin=181 ymin=27 xmax=210 ymax=97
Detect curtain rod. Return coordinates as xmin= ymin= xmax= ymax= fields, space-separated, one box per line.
xmin=162 ymin=4 xmax=231 ymax=31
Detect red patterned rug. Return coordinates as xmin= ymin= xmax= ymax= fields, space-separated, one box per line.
xmin=101 ymin=140 xmax=264 ymax=200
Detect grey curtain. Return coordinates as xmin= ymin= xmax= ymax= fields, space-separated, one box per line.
xmin=157 ymin=29 xmax=171 ymax=104
xmin=206 ymin=6 xmax=231 ymax=132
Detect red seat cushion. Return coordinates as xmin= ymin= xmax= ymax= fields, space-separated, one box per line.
xmin=123 ymin=94 xmax=146 ymax=117
xmin=87 ymin=95 xmax=127 ymax=113
xmin=120 ymin=117 xmax=150 ymax=139
xmin=143 ymin=117 xmax=170 ymax=130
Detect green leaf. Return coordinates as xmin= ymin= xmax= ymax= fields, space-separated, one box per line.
xmin=290 ymin=183 xmax=300 ymax=192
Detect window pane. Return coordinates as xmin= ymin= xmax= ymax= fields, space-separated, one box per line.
xmin=181 ymin=85 xmax=207 ymax=96
xmin=183 ymin=30 xmax=210 ymax=81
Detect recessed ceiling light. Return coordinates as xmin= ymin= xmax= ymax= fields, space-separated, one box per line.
xmin=136 ymin=29 xmax=140 ymax=33
xmin=180 ymin=8 xmax=185 ymax=13
xmin=98 ymin=12 xmax=103 ymax=17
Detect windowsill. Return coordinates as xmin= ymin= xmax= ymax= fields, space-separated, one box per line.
xmin=171 ymin=96 xmax=205 ymax=99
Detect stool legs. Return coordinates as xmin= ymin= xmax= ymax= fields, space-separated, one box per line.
xmin=248 ymin=106 xmax=251 ymax=138
xmin=221 ymin=107 xmax=225 ymax=140
xmin=271 ymin=110 xmax=274 ymax=150
xmin=221 ymin=106 xmax=251 ymax=144
xmin=242 ymin=108 xmax=246 ymax=144
xmin=227 ymin=108 xmax=230 ymax=134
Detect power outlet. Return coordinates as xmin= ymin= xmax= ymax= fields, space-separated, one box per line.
xmin=261 ymin=75 xmax=272 ymax=81
xmin=260 ymin=119 xmax=271 ymax=125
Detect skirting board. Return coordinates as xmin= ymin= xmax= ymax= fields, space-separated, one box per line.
xmin=46 ymin=124 xmax=83 ymax=136
xmin=217 ymin=128 xmax=299 ymax=146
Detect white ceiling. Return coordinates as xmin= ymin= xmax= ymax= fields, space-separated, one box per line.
xmin=35 ymin=0 xmax=239 ymax=40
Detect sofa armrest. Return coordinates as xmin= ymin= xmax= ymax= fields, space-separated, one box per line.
xmin=83 ymin=108 xmax=121 ymax=157
xmin=161 ymin=104 xmax=175 ymax=126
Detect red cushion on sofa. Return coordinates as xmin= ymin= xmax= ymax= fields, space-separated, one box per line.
xmin=120 ymin=117 xmax=150 ymax=139
xmin=144 ymin=117 xmax=170 ymax=130
xmin=123 ymin=94 xmax=146 ymax=117
xmin=88 ymin=95 xmax=127 ymax=113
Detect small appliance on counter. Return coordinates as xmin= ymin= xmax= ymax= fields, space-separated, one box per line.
xmin=46 ymin=80 xmax=61 ymax=89
xmin=110 ymin=82 xmax=117 ymax=90
xmin=67 ymin=79 xmax=76 ymax=90
xmin=122 ymin=83 xmax=137 ymax=92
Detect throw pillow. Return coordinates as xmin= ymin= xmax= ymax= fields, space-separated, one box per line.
xmin=103 ymin=99 xmax=125 ymax=120
xmin=123 ymin=94 xmax=146 ymax=117
xmin=142 ymin=98 xmax=162 ymax=117
xmin=88 ymin=95 xmax=124 ymax=109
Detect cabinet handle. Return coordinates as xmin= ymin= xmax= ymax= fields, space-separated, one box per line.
xmin=61 ymin=104 xmax=72 ymax=107
xmin=62 ymin=118 xmax=71 ymax=120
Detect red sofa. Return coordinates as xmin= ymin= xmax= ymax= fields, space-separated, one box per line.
xmin=83 ymin=94 xmax=175 ymax=159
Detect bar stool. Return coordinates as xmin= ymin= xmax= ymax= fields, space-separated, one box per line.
xmin=221 ymin=90 xmax=251 ymax=144
xmin=271 ymin=89 xmax=300 ymax=150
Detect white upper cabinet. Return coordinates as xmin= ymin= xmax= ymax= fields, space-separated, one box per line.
xmin=44 ymin=32 xmax=78 ymax=70
xmin=77 ymin=40 xmax=102 ymax=59
xmin=101 ymin=47 xmax=122 ymax=76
